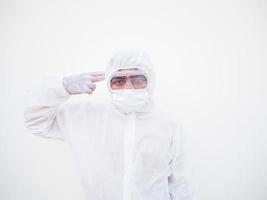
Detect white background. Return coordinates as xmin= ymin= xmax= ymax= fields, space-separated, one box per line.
xmin=0 ymin=0 xmax=266 ymax=199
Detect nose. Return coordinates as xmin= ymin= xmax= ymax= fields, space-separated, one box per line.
xmin=124 ymin=80 xmax=134 ymax=89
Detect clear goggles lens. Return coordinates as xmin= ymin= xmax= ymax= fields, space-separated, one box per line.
xmin=110 ymin=75 xmax=147 ymax=89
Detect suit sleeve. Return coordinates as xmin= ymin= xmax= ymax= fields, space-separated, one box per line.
xmin=168 ymin=121 xmax=196 ymax=200
xmin=23 ymin=76 xmax=71 ymax=140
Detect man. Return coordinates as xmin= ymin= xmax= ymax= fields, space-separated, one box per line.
xmin=24 ymin=48 xmax=195 ymax=200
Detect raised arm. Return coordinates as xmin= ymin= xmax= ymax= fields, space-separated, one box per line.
xmin=23 ymin=72 xmax=105 ymax=140
xmin=24 ymin=76 xmax=71 ymax=140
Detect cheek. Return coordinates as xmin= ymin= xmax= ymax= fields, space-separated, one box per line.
xmin=139 ymin=81 xmax=148 ymax=88
xmin=144 ymin=81 xmax=148 ymax=87
xmin=111 ymin=85 xmax=123 ymax=90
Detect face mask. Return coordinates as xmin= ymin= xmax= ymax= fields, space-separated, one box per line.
xmin=111 ymin=89 xmax=150 ymax=113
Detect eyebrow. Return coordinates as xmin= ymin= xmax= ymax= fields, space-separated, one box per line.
xmin=110 ymin=77 xmax=125 ymax=82
xmin=111 ymin=77 xmax=125 ymax=80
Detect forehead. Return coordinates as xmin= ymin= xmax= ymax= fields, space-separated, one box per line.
xmin=111 ymin=68 xmax=146 ymax=78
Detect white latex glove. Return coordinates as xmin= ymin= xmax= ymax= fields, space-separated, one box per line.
xmin=62 ymin=71 xmax=105 ymax=95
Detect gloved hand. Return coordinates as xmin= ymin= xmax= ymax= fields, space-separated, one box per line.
xmin=62 ymin=71 xmax=105 ymax=95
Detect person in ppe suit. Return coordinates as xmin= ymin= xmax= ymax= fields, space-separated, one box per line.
xmin=24 ymin=48 xmax=195 ymax=200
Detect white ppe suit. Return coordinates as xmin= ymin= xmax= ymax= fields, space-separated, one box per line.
xmin=24 ymin=49 xmax=195 ymax=200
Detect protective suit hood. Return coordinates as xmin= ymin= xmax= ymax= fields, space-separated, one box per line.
xmin=105 ymin=48 xmax=155 ymax=114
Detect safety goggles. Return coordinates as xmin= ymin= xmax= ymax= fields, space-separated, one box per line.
xmin=110 ymin=75 xmax=147 ymax=90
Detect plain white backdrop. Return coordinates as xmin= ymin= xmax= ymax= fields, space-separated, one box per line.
xmin=0 ymin=0 xmax=266 ymax=199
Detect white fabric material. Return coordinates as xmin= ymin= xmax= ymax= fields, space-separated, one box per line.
xmin=24 ymin=48 xmax=195 ymax=200
xmin=111 ymin=89 xmax=150 ymax=114
xmin=123 ymin=112 xmax=136 ymax=200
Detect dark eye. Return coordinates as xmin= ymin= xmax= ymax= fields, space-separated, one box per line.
xmin=114 ymin=80 xmax=123 ymax=84
xmin=136 ymin=77 xmax=146 ymax=82
xmin=111 ymin=78 xmax=125 ymax=85
xmin=132 ymin=76 xmax=147 ymax=84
